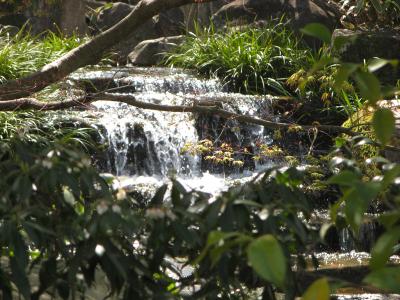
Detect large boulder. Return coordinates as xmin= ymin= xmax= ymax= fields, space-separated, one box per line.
xmin=94 ymin=2 xmax=184 ymax=63
xmin=212 ymin=0 xmax=341 ymax=35
xmin=181 ymin=0 xmax=230 ymax=29
xmin=128 ymin=35 xmax=185 ymax=66
xmin=332 ymin=29 xmax=400 ymax=84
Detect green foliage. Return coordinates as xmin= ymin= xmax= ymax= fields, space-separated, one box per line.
xmin=302 ymin=278 xmax=330 ymax=300
xmin=166 ymin=21 xmax=312 ymax=95
xmin=363 ymin=267 xmax=400 ymax=293
xmin=0 ymin=111 xmax=96 ymax=151
xmin=372 ymin=108 xmax=396 ymax=146
xmin=0 ymin=131 xmax=323 ymax=299
xmin=300 ymin=22 xmax=400 ymax=295
xmin=301 ymin=23 xmax=332 ymax=45
xmin=0 ymin=27 xmax=85 ymax=83
xmin=247 ymin=235 xmax=287 ymax=289
xmin=1 ymin=16 xmax=400 ymax=299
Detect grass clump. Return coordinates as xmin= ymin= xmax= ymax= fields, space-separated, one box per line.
xmin=0 ymin=111 xmax=98 ymax=152
xmin=0 ymin=27 xmax=85 ymax=83
xmin=165 ymin=21 xmax=312 ymax=95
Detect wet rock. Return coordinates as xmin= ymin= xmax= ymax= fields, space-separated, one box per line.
xmin=95 ymin=2 xmax=133 ymax=31
xmin=332 ymin=29 xmax=400 ymax=84
xmin=94 ymin=2 xmax=184 ymax=63
xmin=212 ymin=0 xmax=341 ymax=42
xmin=128 ymin=35 xmax=185 ymax=66
xmin=124 ymin=123 xmax=161 ymax=176
xmin=59 ymin=0 xmax=87 ymax=35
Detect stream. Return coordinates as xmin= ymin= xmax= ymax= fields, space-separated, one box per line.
xmin=69 ymin=66 xmax=399 ymax=300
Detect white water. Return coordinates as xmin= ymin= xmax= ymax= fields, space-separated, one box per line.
xmin=72 ymin=67 xmax=275 ymax=184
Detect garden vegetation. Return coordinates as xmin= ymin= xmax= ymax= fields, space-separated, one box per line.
xmin=0 ymin=0 xmax=399 ymax=299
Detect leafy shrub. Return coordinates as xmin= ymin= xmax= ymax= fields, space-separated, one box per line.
xmin=0 ymin=137 xmax=322 ymax=299
xmin=0 ymin=27 xmax=85 ymax=83
xmin=166 ymin=21 xmax=312 ymax=95
xmin=0 ymin=111 xmax=323 ymax=299
xmin=0 ymin=111 xmax=96 ymax=152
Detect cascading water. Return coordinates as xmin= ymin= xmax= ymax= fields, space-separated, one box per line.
xmin=70 ymin=67 xmax=275 ymax=192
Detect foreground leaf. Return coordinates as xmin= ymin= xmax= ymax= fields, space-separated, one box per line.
xmin=247 ymin=235 xmax=286 ymax=289
xmin=373 ymin=108 xmax=395 ymax=146
xmin=301 ymin=23 xmax=331 ymax=44
xmin=302 ymin=278 xmax=330 ymax=300
xmin=354 ymin=70 xmax=381 ymax=104
xmin=364 ymin=267 xmax=400 ymax=293
xmin=370 ymin=227 xmax=400 ymax=270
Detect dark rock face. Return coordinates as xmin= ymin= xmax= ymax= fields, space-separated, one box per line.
xmin=332 ymin=29 xmax=400 ymax=84
xmin=0 ymin=0 xmax=87 ymax=35
xmin=212 ymin=0 xmax=341 ymax=37
xmin=195 ymin=114 xmax=260 ymax=174
xmin=125 ymin=123 xmax=160 ymax=176
xmin=181 ymin=0 xmax=230 ymax=29
xmin=128 ymin=35 xmax=185 ymax=66
xmin=94 ymin=2 xmax=184 ymax=63
xmin=95 ymin=2 xmax=133 ymax=31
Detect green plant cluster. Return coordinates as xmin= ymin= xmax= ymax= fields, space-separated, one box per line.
xmin=165 ymin=22 xmax=365 ymax=123
xmin=0 ymin=27 xmax=84 ymax=83
xmin=1 ymin=18 xmax=400 ymax=300
xmin=166 ymin=21 xmax=312 ymax=95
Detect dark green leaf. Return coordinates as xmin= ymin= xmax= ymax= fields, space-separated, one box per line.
xmin=39 ymin=257 xmax=57 ymax=290
xmin=379 ymin=212 xmax=400 ymax=229
xmin=344 ymin=182 xmax=380 ymax=232
xmin=328 ymin=170 xmax=360 ymax=187
xmin=370 ymin=227 xmax=400 ymax=270
xmin=302 ymin=278 xmax=330 ymax=300
xmin=364 ymin=267 xmax=400 ymax=293
xmin=150 ymin=184 xmax=168 ymax=206
xmin=353 ymin=70 xmax=381 ymax=104
xmin=334 ymin=63 xmax=358 ymax=91
xmin=247 ymin=235 xmax=286 ymax=289
xmin=56 ymin=280 xmax=70 ymax=300
xmin=373 ymin=108 xmax=395 ymax=146
xmin=10 ymin=256 xmax=31 ymax=300
xmin=301 ymin=23 xmax=332 ymax=44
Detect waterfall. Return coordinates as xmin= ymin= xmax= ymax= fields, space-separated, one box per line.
xmin=71 ymin=67 xmax=274 ymax=183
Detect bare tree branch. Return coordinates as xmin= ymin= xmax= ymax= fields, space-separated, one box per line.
xmin=0 ymin=93 xmax=356 ymax=136
xmin=0 ymin=97 xmax=89 ymax=111
xmin=96 ymin=93 xmax=357 ymax=135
